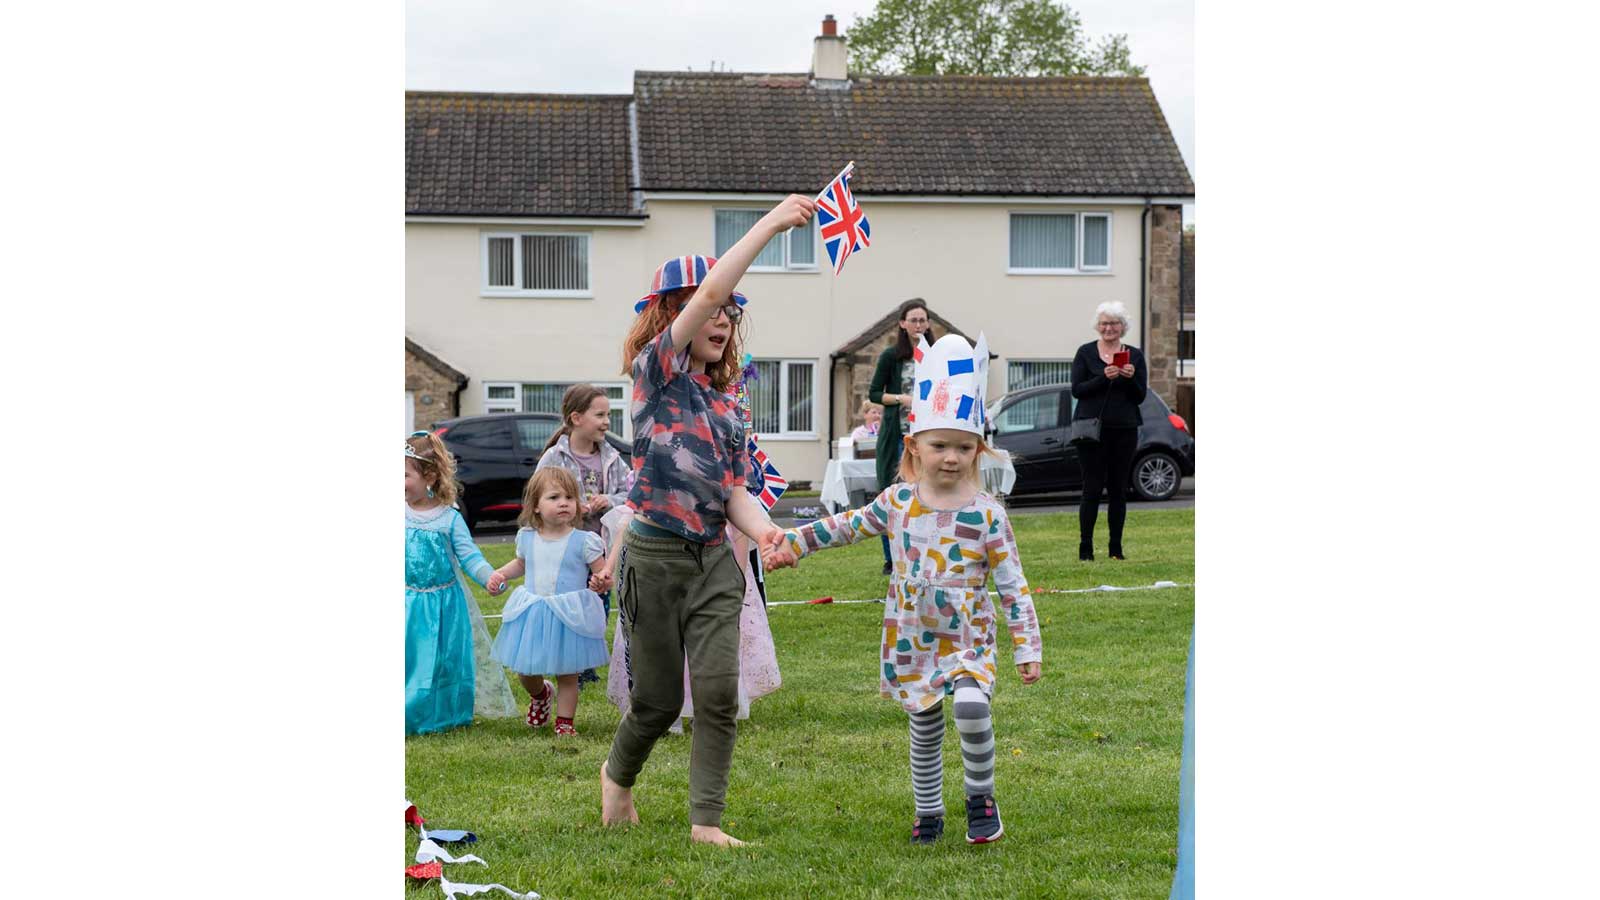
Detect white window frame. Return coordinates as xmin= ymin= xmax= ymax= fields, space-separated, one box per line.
xmin=712 ymin=209 xmax=819 ymax=273
xmin=1005 ymin=358 xmax=1075 ymax=392
xmin=1006 ymin=211 xmax=1114 ymax=275
xmin=750 ymin=358 xmax=819 ymax=440
xmin=480 ymin=231 xmax=594 ymax=298
xmin=481 ymin=381 xmax=631 ymax=440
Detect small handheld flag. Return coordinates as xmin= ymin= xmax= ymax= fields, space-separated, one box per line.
xmin=815 ymin=162 xmax=871 ymax=274
xmin=747 ymin=435 xmax=788 ymax=510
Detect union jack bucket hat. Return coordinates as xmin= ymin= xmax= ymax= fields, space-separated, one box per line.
xmin=633 ymin=254 xmax=750 ymax=314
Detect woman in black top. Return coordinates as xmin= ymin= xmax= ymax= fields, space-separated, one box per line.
xmin=867 ymin=299 xmax=933 ymax=575
xmin=1070 ymin=301 xmax=1148 ymax=561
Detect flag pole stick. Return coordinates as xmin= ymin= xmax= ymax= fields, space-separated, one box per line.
xmin=815 ymin=160 xmax=856 ymax=202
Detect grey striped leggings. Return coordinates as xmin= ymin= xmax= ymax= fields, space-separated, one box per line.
xmin=907 ymin=677 xmax=995 ymax=817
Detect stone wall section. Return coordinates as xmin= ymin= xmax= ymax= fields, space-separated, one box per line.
xmin=1144 ymin=204 xmax=1183 ymax=406
xmin=406 ymin=342 xmax=467 ymax=431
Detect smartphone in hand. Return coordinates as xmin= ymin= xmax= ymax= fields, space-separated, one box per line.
xmin=1113 ymin=350 xmax=1130 ymax=368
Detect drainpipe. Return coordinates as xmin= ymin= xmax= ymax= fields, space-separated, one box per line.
xmin=1140 ymin=198 xmax=1152 ymax=351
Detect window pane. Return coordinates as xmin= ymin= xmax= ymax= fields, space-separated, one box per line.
xmin=604 ymin=385 xmax=626 ymax=434
xmin=747 ymin=360 xmax=781 ymax=433
xmin=1083 ymin=215 xmax=1109 ymax=267
xmin=788 ymin=223 xmax=815 ymax=266
xmin=521 ymin=235 xmax=588 ymax=290
xmin=996 ymin=393 xmax=1060 ymax=434
xmin=516 ymin=418 xmax=557 ymax=452
xmin=1009 ymin=214 xmax=1074 ymax=269
xmin=487 ymin=237 xmax=515 ymax=287
xmin=715 ymin=210 xmax=762 ymax=256
xmin=453 ymin=421 xmax=513 ymax=450
xmin=520 ymin=382 xmax=571 ymax=415
xmin=1006 ymin=360 xmax=1073 ymax=391
xmin=486 ymin=384 xmax=516 ymax=401
xmin=1178 ymin=330 xmax=1196 ymax=360
xmin=785 ymin=362 xmax=814 ymax=432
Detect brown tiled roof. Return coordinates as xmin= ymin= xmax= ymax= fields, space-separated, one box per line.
xmin=406 ymin=92 xmax=640 ymax=217
xmin=834 ymin=303 xmax=974 ymax=357
xmin=634 ymin=72 xmax=1193 ymax=197
xmin=406 ymin=336 xmax=468 ymax=385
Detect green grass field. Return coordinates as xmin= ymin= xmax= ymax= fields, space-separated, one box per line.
xmin=406 ymin=507 xmax=1193 ymax=899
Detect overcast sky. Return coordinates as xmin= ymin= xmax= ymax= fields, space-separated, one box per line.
xmin=406 ymin=1 xmax=1194 ymax=222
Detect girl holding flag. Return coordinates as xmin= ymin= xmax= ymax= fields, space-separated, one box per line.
xmin=600 ymin=194 xmax=814 ymax=847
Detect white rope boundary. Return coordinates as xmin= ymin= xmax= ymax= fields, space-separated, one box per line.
xmin=481 ymin=580 xmax=1189 ymax=617
xmin=764 ymin=580 xmax=1191 ymax=607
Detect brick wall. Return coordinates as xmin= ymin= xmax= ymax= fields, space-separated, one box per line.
xmin=1145 ymin=204 xmax=1183 ymax=406
xmin=406 ymin=346 xmax=465 ymax=431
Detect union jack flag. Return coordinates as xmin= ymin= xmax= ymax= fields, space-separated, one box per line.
xmin=815 ymin=162 xmax=871 ymax=275
xmin=746 ymin=435 xmax=788 ymax=511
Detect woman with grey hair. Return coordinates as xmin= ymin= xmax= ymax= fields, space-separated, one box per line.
xmin=1070 ymin=301 xmax=1148 ymax=560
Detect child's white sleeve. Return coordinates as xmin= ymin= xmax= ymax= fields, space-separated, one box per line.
xmin=985 ymin=506 xmax=1042 ymax=665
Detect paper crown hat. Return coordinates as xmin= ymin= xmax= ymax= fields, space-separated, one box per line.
xmin=908 ymin=332 xmax=990 ymax=436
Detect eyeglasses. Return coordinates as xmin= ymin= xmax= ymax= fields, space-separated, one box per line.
xmin=712 ymin=303 xmax=743 ymax=323
xmin=1097 ymin=321 xmax=1124 ymax=329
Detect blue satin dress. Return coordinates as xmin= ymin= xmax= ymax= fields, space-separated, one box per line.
xmin=405 ymin=504 xmax=513 ymax=735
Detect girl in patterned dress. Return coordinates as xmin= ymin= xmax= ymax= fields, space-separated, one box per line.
xmin=405 ymin=431 xmax=517 ymax=736
xmin=485 ymin=467 xmax=612 ymax=737
xmin=765 ymin=333 xmax=1044 ymax=845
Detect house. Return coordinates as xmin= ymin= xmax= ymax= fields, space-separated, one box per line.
xmin=405 ymin=16 xmax=1194 ymax=484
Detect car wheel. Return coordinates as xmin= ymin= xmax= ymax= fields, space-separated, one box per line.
xmin=1131 ymin=452 xmax=1182 ymax=502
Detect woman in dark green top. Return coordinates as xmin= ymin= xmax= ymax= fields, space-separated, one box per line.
xmin=867 ymin=299 xmax=934 ymax=574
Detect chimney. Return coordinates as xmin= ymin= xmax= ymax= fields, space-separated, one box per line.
xmin=811 ymin=14 xmax=848 ymax=82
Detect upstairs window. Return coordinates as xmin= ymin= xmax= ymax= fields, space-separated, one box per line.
xmin=714 ymin=210 xmax=816 ymax=270
xmin=482 ymin=232 xmax=591 ymax=297
xmin=1008 ymin=212 xmax=1112 ymax=273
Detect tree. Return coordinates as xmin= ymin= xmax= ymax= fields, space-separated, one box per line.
xmin=847 ymin=0 xmax=1145 ymax=78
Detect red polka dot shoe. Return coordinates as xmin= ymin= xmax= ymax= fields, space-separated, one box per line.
xmin=554 ymin=717 xmax=577 ymax=737
xmin=525 ymin=683 xmax=553 ymax=729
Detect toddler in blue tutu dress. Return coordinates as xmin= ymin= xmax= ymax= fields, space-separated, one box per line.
xmin=487 ymin=467 xmax=613 ymax=736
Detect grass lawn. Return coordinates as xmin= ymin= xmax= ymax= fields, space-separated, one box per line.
xmin=406 ymin=507 xmax=1193 ymax=899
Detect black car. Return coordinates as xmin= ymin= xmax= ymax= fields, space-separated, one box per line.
xmin=987 ymin=384 xmax=1194 ymax=501
xmin=429 ymin=413 xmax=632 ymax=529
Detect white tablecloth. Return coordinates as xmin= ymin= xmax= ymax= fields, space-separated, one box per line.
xmin=819 ymin=449 xmax=1016 ymax=512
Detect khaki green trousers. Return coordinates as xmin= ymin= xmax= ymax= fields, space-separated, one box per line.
xmin=604 ymin=528 xmax=744 ymax=827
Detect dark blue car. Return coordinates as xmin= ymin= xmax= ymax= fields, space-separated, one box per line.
xmin=987 ymin=384 xmax=1194 ymax=501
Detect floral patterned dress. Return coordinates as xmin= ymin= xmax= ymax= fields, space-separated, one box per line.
xmin=783 ymin=485 xmax=1043 ymax=713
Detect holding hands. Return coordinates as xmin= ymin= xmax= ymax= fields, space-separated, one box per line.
xmin=588 ymin=566 xmax=614 ymax=593
xmin=757 ymin=528 xmax=798 ymax=571
xmin=486 ymin=570 xmax=510 ymax=596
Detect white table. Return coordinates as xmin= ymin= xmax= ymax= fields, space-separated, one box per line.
xmin=819 ymin=449 xmax=1016 ymax=512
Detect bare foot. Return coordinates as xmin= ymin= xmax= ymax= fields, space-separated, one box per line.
xmin=690 ymin=824 xmax=748 ymax=847
xmin=600 ymin=761 xmax=638 ymax=825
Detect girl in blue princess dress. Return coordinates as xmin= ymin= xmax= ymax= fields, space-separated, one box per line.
xmin=405 ymin=431 xmax=516 ymax=736
xmin=486 ymin=467 xmax=613 ymax=736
